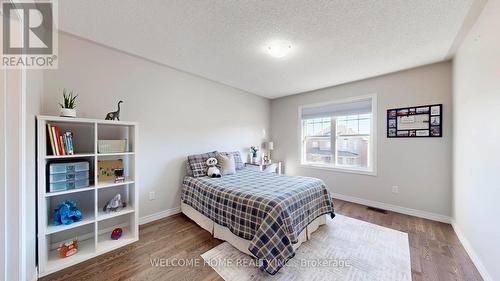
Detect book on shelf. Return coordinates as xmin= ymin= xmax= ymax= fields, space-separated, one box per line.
xmin=46 ymin=123 xmax=75 ymax=156
xmin=59 ymin=136 xmax=66 ymax=155
xmin=55 ymin=127 xmax=62 ymax=154
xmin=64 ymin=132 xmax=74 ymax=155
xmin=51 ymin=125 xmax=59 ymax=155
xmin=47 ymin=124 xmax=56 ymax=156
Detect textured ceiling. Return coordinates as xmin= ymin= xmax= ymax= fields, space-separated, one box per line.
xmin=59 ymin=0 xmax=474 ymax=98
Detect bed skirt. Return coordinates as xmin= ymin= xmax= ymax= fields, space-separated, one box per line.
xmin=181 ymin=202 xmax=326 ymax=257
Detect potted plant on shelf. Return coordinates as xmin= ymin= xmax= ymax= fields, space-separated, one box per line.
xmin=59 ymin=89 xmax=78 ymax=118
xmin=250 ymin=146 xmax=259 ymax=164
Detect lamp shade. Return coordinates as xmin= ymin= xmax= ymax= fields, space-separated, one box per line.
xmin=268 ymin=142 xmax=274 ymax=150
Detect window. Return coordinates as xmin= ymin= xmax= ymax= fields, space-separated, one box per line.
xmin=300 ymin=95 xmax=376 ymax=174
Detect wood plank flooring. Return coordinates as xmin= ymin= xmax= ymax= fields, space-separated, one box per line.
xmin=40 ymin=199 xmax=483 ymax=281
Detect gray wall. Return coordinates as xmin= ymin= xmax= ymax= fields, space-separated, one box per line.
xmin=453 ymin=0 xmax=500 ymax=280
xmin=271 ymin=62 xmax=453 ymax=218
xmin=43 ymin=33 xmax=271 ymax=219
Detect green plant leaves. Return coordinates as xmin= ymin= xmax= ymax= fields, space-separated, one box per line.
xmin=61 ymin=89 xmax=78 ymax=109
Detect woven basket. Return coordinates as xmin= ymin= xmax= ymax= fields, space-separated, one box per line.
xmin=98 ymin=140 xmax=127 ymax=154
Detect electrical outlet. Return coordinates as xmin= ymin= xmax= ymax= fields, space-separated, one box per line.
xmin=391 ymin=186 xmax=399 ymax=194
xmin=149 ymin=191 xmax=156 ymax=200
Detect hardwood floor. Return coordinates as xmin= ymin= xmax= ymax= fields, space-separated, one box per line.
xmin=40 ymin=199 xmax=483 ymax=281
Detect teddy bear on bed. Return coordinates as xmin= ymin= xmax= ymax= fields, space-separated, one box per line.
xmin=206 ymin=157 xmax=221 ymax=178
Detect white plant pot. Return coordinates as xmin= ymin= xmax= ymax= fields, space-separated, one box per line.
xmin=60 ymin=108 xmax=76 ymax=118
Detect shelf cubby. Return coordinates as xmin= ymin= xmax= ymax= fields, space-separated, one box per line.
xmin=45 ymin=190 xmax=95 ymax=234
xmin=44 ymin=224 xmax=95 ymax=274
xmin=37 ymin=116 xmax=138 ymax=277
xmin=97 ymin=154 xmax=135 ymax=187
xmin=97 ymin=214 xmax=137 ymax=253
xmin=97 ymin=123 xmax=136 ymax=154
xmin=97 ymin=183 xmax=135 ymax=221
xmin=44 ymin=121 xmax=95 ymax=157
xmin=45 ymin=155 xmax=96 ymax=195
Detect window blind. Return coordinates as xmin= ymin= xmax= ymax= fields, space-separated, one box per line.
xmin=301 ymin=98 xmax=372 ymax=119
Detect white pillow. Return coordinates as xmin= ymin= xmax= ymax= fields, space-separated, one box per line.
xmin=217 ymin=153 xmax=236 ymax=175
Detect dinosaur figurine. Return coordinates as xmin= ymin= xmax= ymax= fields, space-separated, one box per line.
xmin=105 ymin=101 xmax=123 ymax=121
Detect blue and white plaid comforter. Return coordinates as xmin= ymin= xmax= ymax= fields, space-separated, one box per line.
xmin=181 ymin=168 xmax=335 ymax=275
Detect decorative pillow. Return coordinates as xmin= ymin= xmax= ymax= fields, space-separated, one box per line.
xmin=216 ymin=153 xmax=236 ymax=175
xmin=187 ymin=151 xmax=218 ymax=177
xmin=185 ymin=161 xmax=193 ymax=176
xmin=220 ymin=151 xmax=244 ymax=170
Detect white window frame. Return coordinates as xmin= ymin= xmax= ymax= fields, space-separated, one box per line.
xmin=298 ymin=94 xmax=378 ymax=176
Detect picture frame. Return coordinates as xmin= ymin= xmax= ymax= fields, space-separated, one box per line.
xmin=98 ymin=159 xmax=124 ymax=181
xmin=387 ymin=104 xmax=442 ymax=138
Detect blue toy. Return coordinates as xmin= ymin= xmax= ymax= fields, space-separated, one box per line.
xmin=53 ymin=200 xmax=82 ymax=226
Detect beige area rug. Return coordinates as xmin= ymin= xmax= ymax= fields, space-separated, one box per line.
xmin=201 ymin=215 xmax=411 ymax=281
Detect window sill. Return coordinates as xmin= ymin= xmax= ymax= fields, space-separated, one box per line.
xmin=299 ymin=163 xmax=377 ymax=176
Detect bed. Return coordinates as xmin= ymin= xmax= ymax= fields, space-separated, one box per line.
xmin=181 ymin=157 xmax=335 ymax=275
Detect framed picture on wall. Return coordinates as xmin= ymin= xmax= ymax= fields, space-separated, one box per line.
xmin=387 ymin=104 xmax=442 ymax=138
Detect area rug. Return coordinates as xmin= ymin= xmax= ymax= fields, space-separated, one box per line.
xmin=201 ymin=215 xmax=411 ymax=281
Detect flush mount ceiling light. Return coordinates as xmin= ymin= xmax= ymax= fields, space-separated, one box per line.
xmin=265 ymin=40 xmax=292 ymax=58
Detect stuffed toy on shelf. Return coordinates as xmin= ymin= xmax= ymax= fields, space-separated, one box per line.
xmin=103 ymin=193 xmax=127 ymax=213
xmin=53 ymin=200 xmax=82 ymax=226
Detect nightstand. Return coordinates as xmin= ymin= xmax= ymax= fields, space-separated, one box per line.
xmin=245 ymin=162 xmax=283 ymax=174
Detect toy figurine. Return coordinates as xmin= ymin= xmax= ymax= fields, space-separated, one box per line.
xmin=114 ymin=168 xmax=125 ymax=183
xmin=58 ymin=238 xmax=78 ymax=258
xmin=103 ymin=193 xmax=126 ymax=213
xmin=105 ymin=101 xmax=123 ymax=121
xmin=111 ymin=228 xmax=123 ymax=240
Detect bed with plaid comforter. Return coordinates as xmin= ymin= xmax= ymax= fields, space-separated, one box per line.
xmin=181 ymin=168 xmax=335 ymax=275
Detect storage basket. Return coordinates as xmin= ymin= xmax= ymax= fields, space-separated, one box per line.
xmin=98 ymin=140 xmax=128 ymax=154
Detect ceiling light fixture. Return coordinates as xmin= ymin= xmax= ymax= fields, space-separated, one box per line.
xmin=266 ymin=40 xmax=292 ymax=58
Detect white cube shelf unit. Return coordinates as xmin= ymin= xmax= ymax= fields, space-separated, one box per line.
xmin=36 ymin=116 xmax=139 ymax=277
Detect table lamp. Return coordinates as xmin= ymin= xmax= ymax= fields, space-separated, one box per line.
xmin=267 ymin=141 xmax=274 ymax=163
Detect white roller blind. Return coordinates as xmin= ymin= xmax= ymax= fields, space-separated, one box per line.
xmin=301 ymin=98 xmax=372 ymax=119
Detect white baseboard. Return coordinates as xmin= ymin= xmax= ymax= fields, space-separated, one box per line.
xmin=330 ymin=192 xmax=452 ymax=223
xmin=451 ymin=221 xmax=493 ymax=281
xmin=139 ymin=207 xmax=181 ymax=225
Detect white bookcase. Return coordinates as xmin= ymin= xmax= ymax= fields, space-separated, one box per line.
xmin=36 ymin=116 xmax=139 ymax=277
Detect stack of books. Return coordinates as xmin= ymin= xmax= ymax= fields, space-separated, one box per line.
xmin=47 ymin=124 xmax=74 ymax=155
